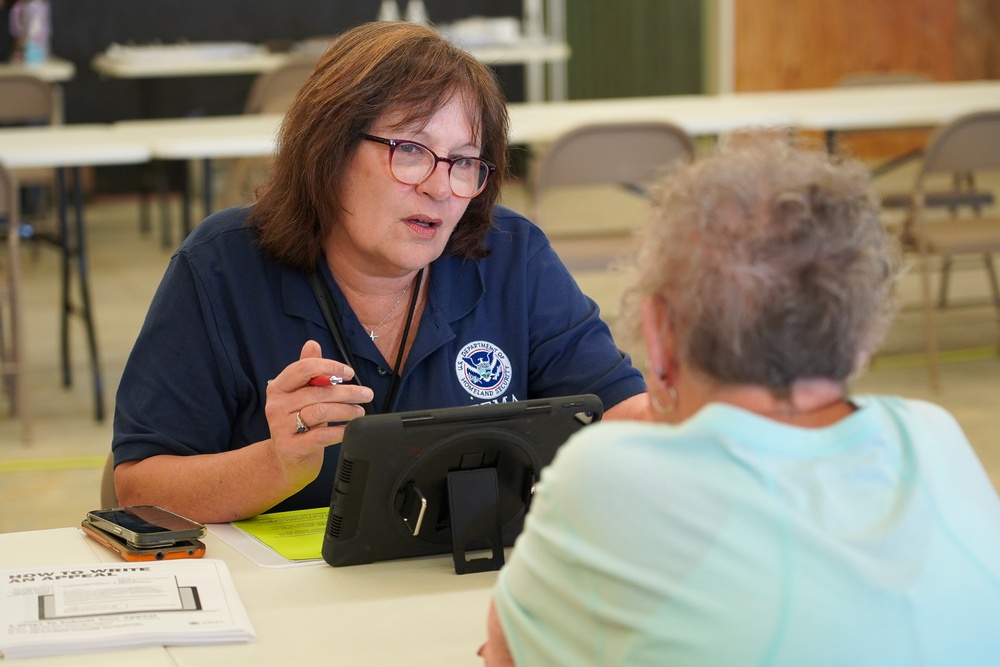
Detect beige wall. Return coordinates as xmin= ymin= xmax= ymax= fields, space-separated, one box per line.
xmin=731 ymin=0 xmax=1000 ymax=156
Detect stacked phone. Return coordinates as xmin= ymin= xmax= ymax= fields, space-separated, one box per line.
xmin=82 ymin=506 xmax=207 ymax=562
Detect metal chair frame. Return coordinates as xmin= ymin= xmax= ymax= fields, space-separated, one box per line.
xmin=906 ymin=110 xmax=1000 ymax=389
xmin=0 ymin=75 xmax=57 ymax=443
xmin=221 ymin=57 xmax=317 ymax=207
xmin=529 ymin=120 xmax=696 ymax=234
xmin=0 ymin=74 xmax=59 ymax=241
xmin=0 ymin=163 xmax=30 ymax=441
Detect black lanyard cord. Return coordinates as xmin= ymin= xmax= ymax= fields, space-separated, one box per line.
xmin=382 ymin=268 xmax=423 ymax=413
xmin=306 ymin=268 xmax=423 ymax=415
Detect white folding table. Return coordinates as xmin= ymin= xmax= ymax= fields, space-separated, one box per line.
xmin=0 ymin=526 xmax=497 ymax=666
xmin=0 ymin=125 xmax=151 ymax=422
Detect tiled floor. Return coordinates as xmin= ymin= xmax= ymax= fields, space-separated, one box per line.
xmin=1 ymin=166 xmax=998 ymax=533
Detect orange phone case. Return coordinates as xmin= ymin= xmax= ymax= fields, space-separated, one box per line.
xmin=81 ymin=520 xmax=206 ymax=562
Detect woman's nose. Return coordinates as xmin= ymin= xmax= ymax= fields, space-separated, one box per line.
xmin=417 ymin=161 xmax=453 ymax=200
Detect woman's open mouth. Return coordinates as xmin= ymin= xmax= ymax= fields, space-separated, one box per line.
xmin=404 ymin=215 xmax=442 ymax=235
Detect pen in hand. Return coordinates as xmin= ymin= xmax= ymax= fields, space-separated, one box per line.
xmin=307 ymin=375 xmax=345 ymax=387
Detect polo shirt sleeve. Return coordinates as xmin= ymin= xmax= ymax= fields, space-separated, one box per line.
xmin=112 ymin=249 xmax=246 ymax=464
xmin=522 ymin=227 xmax=646 ymax=409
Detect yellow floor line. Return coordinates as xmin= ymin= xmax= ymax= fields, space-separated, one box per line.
xmin=871 ymin=346 xmax=999 ymax=371
xmin=0 ymin=456 xmax=107 ymax=474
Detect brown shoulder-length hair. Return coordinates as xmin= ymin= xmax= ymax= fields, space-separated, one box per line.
xmin=248 ymin=21 xmax=510 ymax=271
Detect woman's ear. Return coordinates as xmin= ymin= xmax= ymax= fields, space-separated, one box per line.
xmin=640 ymin=295 xmax=674 ymax=381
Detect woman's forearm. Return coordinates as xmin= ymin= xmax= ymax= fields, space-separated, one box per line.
xmin=113 ymin=440 xmax=317 ymax=524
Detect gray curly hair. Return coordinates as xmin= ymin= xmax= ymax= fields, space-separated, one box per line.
xmin=623 ymin=138 xmax=902 ymax=397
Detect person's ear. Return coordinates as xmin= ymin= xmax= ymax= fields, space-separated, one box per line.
xmin=641 ymin=295 xmax=684 ymax=420
xmin=640 ymin=295 xmax=673 ymax=380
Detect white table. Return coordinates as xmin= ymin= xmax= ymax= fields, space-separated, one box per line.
xmin=507 ymin=79 xmax=1000 ymax=145
xmin=91 ymin=39 xmax=569 ymax=104
xmin=0 ymin=527 xmax=496 ymax=666
xmin=710 ymin=80 xmax=1000 ymax=153
xmin=91 ymin=49 xmax=289 ymax=80
xmin=508 ymin=93 xmax=796 ymax=144
xmin=0 ymin=56 xmax=75 ymax=82
xmin=114 ymin=114 xmax=283 ymax=160
xmin=102 ymin=79 xmax=1000 ymax=238
xmin=0 ymin=125 xmax=151 ymax=422
xmin=112 ymin=115 xmax=283 ymax=243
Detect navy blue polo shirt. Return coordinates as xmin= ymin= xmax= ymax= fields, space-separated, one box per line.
xmin=112 ymin=205 xmax=646 ymax=512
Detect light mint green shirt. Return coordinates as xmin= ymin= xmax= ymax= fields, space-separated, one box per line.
xmin=493 ymin=396 xmax=1000 ymax=666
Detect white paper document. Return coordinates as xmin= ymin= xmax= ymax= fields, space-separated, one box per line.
xmin=0 ymin=559 xmax=255 ymax=659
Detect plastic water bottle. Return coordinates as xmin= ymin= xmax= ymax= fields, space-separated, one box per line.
xmin=9 ymin=0 xmax=51 ymax=65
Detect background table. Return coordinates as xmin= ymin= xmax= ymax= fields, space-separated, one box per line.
xmin=113 ymin=115 xmax=283 ymax=244
xmin=103 ymin=80 xmax=1000 ymax=245
xmin=92 ymin=38 xmax=569 ymax=104
xmin=0 ymin=56 xmax=76 ymax=83
xmin=507 ymin=79 xmax=1000 ymax=145
xmin=91 ymin=49 xmax=289 ymax=80
xmin=0 ymin=527 xmax=496 ymax=666
xmin=100 ymin=82 xmax=1000 ymax=192
xmin=0 ymin=125 xmax=151 ymax=422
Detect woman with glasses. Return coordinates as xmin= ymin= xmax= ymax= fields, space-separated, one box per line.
xmin=111 ymin=21 xmax=649 ymax=523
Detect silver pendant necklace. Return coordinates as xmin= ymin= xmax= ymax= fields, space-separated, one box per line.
xmin=363 ymin=280 xmax=412 ymax=341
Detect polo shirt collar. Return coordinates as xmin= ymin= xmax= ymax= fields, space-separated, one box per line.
xmin=425 ymin=252 xmax=484 ymax=324
xmin=279 ymin=250 xmax=485 ymax=329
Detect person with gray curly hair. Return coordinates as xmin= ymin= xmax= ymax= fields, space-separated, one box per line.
xmin=631 ymin=137 xmax=898 ymax=402
xmin=481 ymin=139 xmax=1000 ymax=666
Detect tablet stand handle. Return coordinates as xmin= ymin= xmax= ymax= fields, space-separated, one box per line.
xmin=447 ymin=468 xmax=505 ymax=575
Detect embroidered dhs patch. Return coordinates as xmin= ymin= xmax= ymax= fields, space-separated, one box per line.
xmin=455 ymin=341 xmax=512 ymax=399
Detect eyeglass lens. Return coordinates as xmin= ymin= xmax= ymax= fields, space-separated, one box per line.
xmin=390 ymin=142 xmax=490 ymax=198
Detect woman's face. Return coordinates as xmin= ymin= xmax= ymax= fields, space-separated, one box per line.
xmin=329 ymin=93 xmax=480 ymax=279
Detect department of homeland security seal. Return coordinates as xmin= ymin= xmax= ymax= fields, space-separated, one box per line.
xmin=455 ymin=341 xmax=512 ymax=399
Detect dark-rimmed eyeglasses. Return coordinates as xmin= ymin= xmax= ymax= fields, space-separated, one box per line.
xmin=361 ymin=134 xmax=496 ymax=199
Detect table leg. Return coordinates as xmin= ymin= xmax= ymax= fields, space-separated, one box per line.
xmin=56 ymin=168 xmax=71 ymax=388
xmin=3 ymin=171 xmax=30 ymax=441
xmin=155 ymin=160 xmax=173 ymax=250
xmin=547 ymin=60 xmax=568 ymax=102
xmin=71 ymin=167 xmax=105 ymax=422
xmin=181 ymin=165 xmax=192 ymax=241
xmin=825 ymin=129 xmax=837 ymax=154
xmin=524 ymin=62 xmax=544 ymax=104
xmin=202 ymin=157 xmax=213 ymax=222
xmin=177 ymin=157 xmax=212 ymax=242
xmin=55 ymin=167 xmax=105 ymax=421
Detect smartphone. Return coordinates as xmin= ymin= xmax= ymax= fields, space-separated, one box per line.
xmin=86 ymin=506 xmax=206 ymax=548
xmin=81 ymin=520 xmax=207 ymax=562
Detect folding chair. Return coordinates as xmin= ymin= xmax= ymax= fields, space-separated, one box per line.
xmin=835 ymin=72 xmax=993 ymax=211
xmin=903 ymin=110 xmax=1000 ymax=389
xmin=526 ymin=121 xmax=695 ymax=271
xmin=0 ymin=74 xmax=59 ymax=242
xmin=0 ymin=162 xmax=30 ymax=441
xmin=221 ymin=57 xmax=318 ymax=207
xmin=530 ymin=120 xmax=694 ymax=227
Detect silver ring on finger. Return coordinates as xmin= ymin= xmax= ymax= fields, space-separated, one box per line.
xmin=295 ymin=411 xmax=310 ymax=434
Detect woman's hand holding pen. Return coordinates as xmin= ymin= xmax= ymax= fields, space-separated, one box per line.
xmin=264 ymin=340 xmax=373 ymax=488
